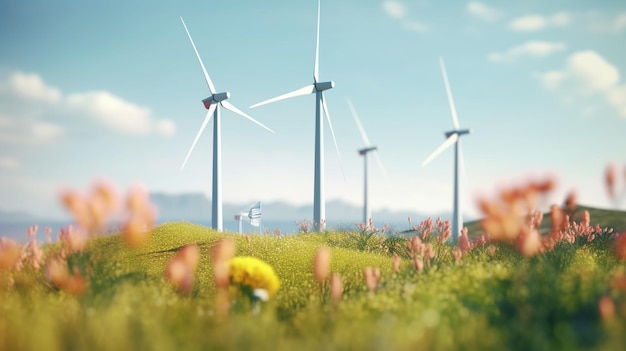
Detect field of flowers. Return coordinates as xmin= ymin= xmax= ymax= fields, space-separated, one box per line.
xmin=1 ymin=172 xmax=626 ymax=350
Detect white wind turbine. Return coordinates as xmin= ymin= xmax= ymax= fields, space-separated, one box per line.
xmin=346 ymin=98 xmax=386 ymax=225
xmin=421 ymin=57 xmax=471 ymax=242
xmin=179 ymin=17 xmax=274 ymax=232
xmin=250 ymin=0 xmax=342 ymax=231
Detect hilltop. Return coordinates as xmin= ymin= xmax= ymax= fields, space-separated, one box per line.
xmin=465 ymin=205 xmax=626 ymax=238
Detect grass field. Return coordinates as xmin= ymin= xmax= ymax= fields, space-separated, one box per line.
xmin=2 ymin=178 xmax=626 ymax=350
xmin=1 ymin=211 xmax=626 ymax=351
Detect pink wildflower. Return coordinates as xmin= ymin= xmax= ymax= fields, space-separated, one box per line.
xmin=605 ymin=163 xmax=616 ymax=200
xmin=598 ymin=296 xmax=615 ymax=322
xmin=392 ymin=253 xmax=401 ymax=274
xmin=563 ymin=191 xmax=577 ymax=212
xmin=413 ymin=256 xmax=424 ymax=273
xmin=518 ymin=229 xmax=541 ymax=257
xmin=27 ymin=224 xmax=38 ymax=238
xmin=458 ymin=227 xmax=472 ymax=256
xmin=581 ymin=210 xmax=590 ymax=228
xmin=59 ymin=225 xmax=88 ymax=254
xmin=313 ymin=246 xmax=331 ymax=282
xmin=211 ymin=238 xmax=235 ymax=290
xmin=165 ymin=259 xmax=193 ymax=296
xmin=0 ymin=237 xmax=21 ymax=271
xmin=363 ymin=267 xmax=380 ymax=292
xmin=330 ymin=273 xmax=343 ymax=304
xmin=122 ymin=184 xmax=156 ymax=249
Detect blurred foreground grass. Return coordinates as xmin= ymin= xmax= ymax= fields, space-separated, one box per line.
xmin=1 ymin=221 xmax=626 ymax=351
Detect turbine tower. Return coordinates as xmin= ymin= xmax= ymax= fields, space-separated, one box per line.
xmin=179 ymin=17 xmax=274 ymax=232
xmin=346 ymin=98 xmax=386 ymax=225
xmin=421 ymin=57 xmax=471 ymax=242
xmin=250 ymin=0 xmax=342 ymax=231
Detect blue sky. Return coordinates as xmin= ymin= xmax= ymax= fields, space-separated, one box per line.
xmin=1 ymin=0 xmax=625 ymax=223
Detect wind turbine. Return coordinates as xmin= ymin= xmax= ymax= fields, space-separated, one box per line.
xmin=346 ymin=98 xmax=386 ymax=225
xmin=250 ymin=0 xmax=342 ymax=231
xmin=179 ymin=17 xmax=274 ymax=232
xmin=421 ymin=57 xmax=471 ymax=242
xmin=233 ymin=212 xmax=248 ymax=234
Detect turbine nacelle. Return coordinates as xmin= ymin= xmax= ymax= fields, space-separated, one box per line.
xmin=359 ymin=146 xmax=378 ymax=156
xmin=445 ymin=129 xmax=471 ymax=138
xmin=202 ymin=92 xmax=231 ymax=109
xmin=315 ymin=81 xmax=335 ymax=92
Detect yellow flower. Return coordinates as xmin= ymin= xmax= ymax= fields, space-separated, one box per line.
xmin=228 ymin=256 xmax=280 ymax=298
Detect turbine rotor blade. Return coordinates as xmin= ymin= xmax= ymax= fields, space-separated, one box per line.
xmin=249 ymin=84 xmax=316 ymax=108
xmin=321 ymin=93 xmax=345 ymax=179
xmin=439 ymin=57 xmax=460 ymax=130
xmin=180 ymin=105 xmax=216 ymax=171
xmin=180 ymin=17 xmax=216 ymax=94
xmin=314 ymin=0 xmax=321 ymax=82
xmin=421 ymin=134 xmax=459 ymax=167
xmin=220 ymin=100 xmax=275 ymax=134
xmin=346 ymin=97 xmax=371 ymax=146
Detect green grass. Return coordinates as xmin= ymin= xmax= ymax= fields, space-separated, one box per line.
xmin=2 ymin=221 xmax=626 ymax=351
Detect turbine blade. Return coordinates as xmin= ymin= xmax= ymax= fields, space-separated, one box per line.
xmin=180 ymin=105 xmax=216 ymax=171
xmin=249 ymin=84 xmax=316 ymax=108
xmin=314 ymin=0 xmax=321 ymax=82
xmin=439 ymin=57 xmax=460 ymax=130
xmin=346 ymin=97 xmax=371 ymax=146
xmin=421 ymin=134 xmax=459 ymax=167
xmin=373 ymin=150 xmax=387 ymax=178
xmin=220 ymin=100 xmax=275 ymax=134
xmin=321 ymin=93 xmax=345 ymax=179
xmin=180 ymin=17 xmax=216 ymax=94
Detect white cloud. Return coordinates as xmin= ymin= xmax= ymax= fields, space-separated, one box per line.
xmin=509 ymin=12 xmax=573 ymax=31
xmin=0 ymin=71 xmax=175 ymax=139
xmin=536 ymin=50 xmax=626 ymax=117
xmin=606 ymin=85 xmax=626 ymax=117
xmin=510 ymin=16 xmax=546 ymax=31
xmin=382 ymin=0 xmax=428 ymax=34
xmin=32 ymin=121 xmax=64 ymax=141
xmin=2 ymin=72 xmax=61 ymax=104
xmin=0 ymin=157 xmax=19 ymax=171
xmin=0 ymin=115 xmax=64 ymax=144
xmin=551 ymin=12 xmax=573 ymax=26
xmin=382 ymin=0 xmax=406 ymax=19
xmin=488 ymin=41 xmax=566 ymax=62
xmin=566 ymin=51 xmax=619 ymax=93
xmin=466 ymin=2 xmax=502 ymax=22
xmin=534 ymin=71 xmax=566 ymax=90
xmin=66 ymin=91 xmax=153 ymax=135
xmin=616 ymin=13 xmax=626 ymax=31
xmin=576 ymin=12 xmax=626 ymax=33
xmin=155 ymin=119 xmax=176 ymax=137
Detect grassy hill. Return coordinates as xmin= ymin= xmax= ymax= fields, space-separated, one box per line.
xmin=465 ymin=205 xmax=626 ymax=238
xmin=1 ymin=219 xmax=626 ymax=350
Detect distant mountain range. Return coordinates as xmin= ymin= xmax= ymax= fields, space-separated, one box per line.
xmin=148 ymin=192 xmax=442 ymax=228
xmin=0 ymin=192 xmax=447 ymax=232
xmin=0 ymin=209 xmax=40 ymax=222
xmin=3 ymin=192 xmax=624 ymax=240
